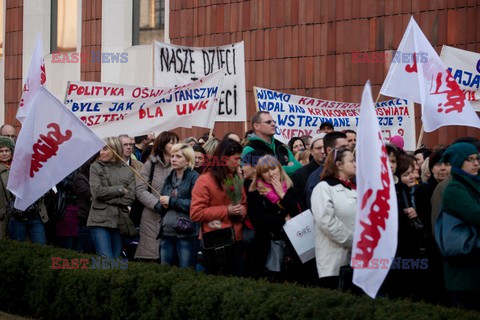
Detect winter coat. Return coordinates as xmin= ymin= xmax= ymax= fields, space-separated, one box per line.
xmin=73 ymin=170 xmax=92 ymax=226
xmin=247 ymin=186 xmax=303 ymax=274
xmin=441 ymin=171 xmax=480 ymax=292
xmin=190 ymin=171 xmax=247 ymax=241
xmin=311 ymin=178 xmax=356 ymax=278
xmin=159 ymin=168 xmax=199 ymax=238
xmin=134 ymin=154 xmax=172 ymax=259
xmin=0 ymin=163 xmax=9 ymax=239
xmin=87 ymin=160 xmax=136 ymax=229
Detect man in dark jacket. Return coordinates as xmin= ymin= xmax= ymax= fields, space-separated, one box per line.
xmin=291 ymin=133 xmax=326 ymax=208
xmin=241 ymin=111 xmax=301 ymax=176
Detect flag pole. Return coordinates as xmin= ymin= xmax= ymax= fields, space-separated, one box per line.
xmin=416 ymin=125 xmax=424 ymax=149
xmin=107 ymin=145 xmax=162 ymax=198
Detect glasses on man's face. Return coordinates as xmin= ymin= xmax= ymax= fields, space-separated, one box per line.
xmin=261 ymin=120 xmax=276 ymax=125
xmin=465 ymin=155 xmax=480 ymax=163
xmin=123 ymin=143 xmax=134 ymax=147
xmin=3 ymin=135 xmax=16 ymax=139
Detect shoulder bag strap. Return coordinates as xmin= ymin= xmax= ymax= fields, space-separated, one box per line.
xmin=147 ymin=161 xmax=155 ymax=193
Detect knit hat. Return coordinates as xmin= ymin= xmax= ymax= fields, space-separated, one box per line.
xmin=310 ymin=133 xmax=326 ymax=149
xmin=441 ymin=142 xmax=478 ymax=169
xmin=389 ymin=135 xmax=404 ymax=150
xmin=0 ymin=136 xmax=14 ymax=154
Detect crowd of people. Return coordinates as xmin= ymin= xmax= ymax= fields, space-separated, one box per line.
xmin=0 ymin=114 xmax=479 ymax=310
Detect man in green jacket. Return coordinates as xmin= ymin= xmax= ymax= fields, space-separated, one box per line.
xmin=242 ymin=111 xmax=302 ymax=176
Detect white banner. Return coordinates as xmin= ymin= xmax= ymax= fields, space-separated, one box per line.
xmin=440 ymin=45 xmax=480 ymax=112
xmin=283 ymin=210 xmax=315 ymax=263
xmin=8 ymin=87 xmax=105 ymax=210
xmin=352 ymin=81 xmax=398 ymax=298
xmin=254 ymin=87 xmax=416 ymax=150
xmin=64 ymin=71 xmax=224 ymax=138
xmin=154 ymin=41 xmax=246 ymax=122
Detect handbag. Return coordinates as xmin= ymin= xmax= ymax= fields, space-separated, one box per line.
xmin=173 ymin=213 xmax=194 ymax=234
xmin=118 ymin=207 xmax=139 ymax=237
xmin=99 ymin=165 xmax=138 ymax=237
xmin=434 ymin=210 xmax=480 ymax=258
xmin=265 ymin=239 xmax=286 ymax=272
xmin=202 ymin=228 xmax=236 ymax=264
xmin=130 ymin=162 xmax=155 ymax=226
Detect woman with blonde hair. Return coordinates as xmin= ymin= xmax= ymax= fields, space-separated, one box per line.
xmin=87 ymin=137 xmax=136 ymax=258
xmin=247 ymin=155 xmax=303 ymax=278
xmin=158 ymin=143 xmax=199 ymax=268
xmin=311 ymin=147 xmax=356 ymax=289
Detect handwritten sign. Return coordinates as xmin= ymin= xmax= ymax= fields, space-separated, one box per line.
xmin=254 ymin=87 xmax=416 ymax=151
xmin=440 ymin=45 xmax=480 ymax=112
xmin=64 ymin=71 xmax=224 ymax=138
xmin=154 ymin=41 xmax=246 ymax=122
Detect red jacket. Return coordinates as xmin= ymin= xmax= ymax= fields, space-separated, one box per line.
xmin=190 ymin=172 xmax=246 ymax=241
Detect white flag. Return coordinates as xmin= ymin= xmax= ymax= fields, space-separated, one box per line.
xmin=16 ymin=33 xmax=46 ymax=123
xmin=352 ymin=81 xmax=398 ymax=298
xmin=380 ymin=17 xmax=480 ymax=132
xmin=8 ymin=87 xmax=104 ymax=210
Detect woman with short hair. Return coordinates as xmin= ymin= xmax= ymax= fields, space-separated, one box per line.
xmin=88 ymin=137 xmax=136 ymax=258
xmin=158 ymin=143 xmax=199 ymax=268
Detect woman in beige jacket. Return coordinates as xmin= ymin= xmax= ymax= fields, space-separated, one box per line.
xmin=134 ymin=132 xmax=178 ymax=260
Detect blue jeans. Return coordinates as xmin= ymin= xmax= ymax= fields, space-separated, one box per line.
xmin=90 ymin=226 xmax=122 ymax=258
xmin=78 ymin=225 xmax=96 ymax=254
xmin=8 ymin=217 xmax=46 ymax=245
xmin=57 ymin=236 xmax=80 ymax=251
xmin=160 ymin=236 xmax=196 ymax=268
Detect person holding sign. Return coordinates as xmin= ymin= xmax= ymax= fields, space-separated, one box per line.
xmin=311 ymin=147 xmax=357 ymax=289
xmin=242 ymin=111 xmax=302 ymax=176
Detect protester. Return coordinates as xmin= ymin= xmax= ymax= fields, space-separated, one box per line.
xmin=0 ymin=137 xmax=14 ymax=239
xmin=190 ymin=139 xmax=246 ymax=276
xmin=319 ymin=122 xmax=334 ymax=133
xmin=203 ymin=137 xmax=220 ymax=155
xmin=133 ymin=134 xmax=154 ymax=163
xmin=247 ymin=155 xmax=303 ymax=280
xmin=344 ymin=129 xmax=357 ymax=152
xmin=380 ymin=153 xmax=430 ymax=300
xmin=135 ymin=131 xmax=178 ymax=261
xmin=119 ymin=134 xmax=143 ymax=171
xmin=183 ymin=136 xmax=198 ymax=147
xmin=242 ymin=111 xmax=301 ymax=176
xmin=192 ymin=144 xmax=207 ymax=174
xmin=305 ymin=132 xmax=349 ymax=209
xmin=0 ymin=124 xmax=17 ymax=142
xmin=87 ymin=137 xmax=135 ymax=258
xmin=295 ymin=149 xmax=310 ymax=166
xmin=158 ymin=143 xmax=199 ymax=268
xmin=54 ymin=172 xmax=80 ymax=251
xmin=440 ymin=142 xmax=480 ymax=311
xmin=288 ymin=137 xmax=306 ymax=156
xmin=74 ymin=154 xmax=98 ymax=253
xmin=291 ymin=134 xmax=326 ymax=208
xmin=300 ymin=135 xmax=312 ymax=150
xmin=223 ymin=132 xmax=241 ymax=143
xmin=414 ymin=147 xmax=432 ymax=169
xmin=311 ymin=147 xmax=356 ymax=289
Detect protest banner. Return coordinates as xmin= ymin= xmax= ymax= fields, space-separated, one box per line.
xmin=154 ymin=41 xmax=246 ymax=122
xmin=440 ymin=45 xmax=480 ymax=112
xmin=254 ymin=87 xmax=416 ymax=151
xmin=283 ymin=209 xmax=315 ymax=263
xmin=64 ymin=70 xmax=225 ymax=138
